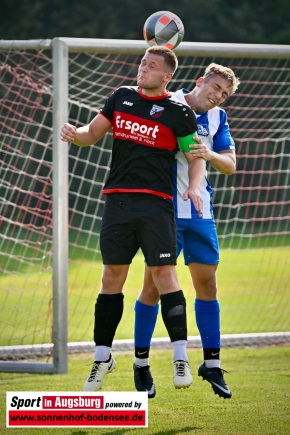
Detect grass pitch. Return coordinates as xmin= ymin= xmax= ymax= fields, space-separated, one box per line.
xmin=1 ymin=247 xmax=289 ymax=346
xmin=1 ymin=346 xmax=290 ymax=435
xmin=1 ymin=246 xmax=290 ymax=434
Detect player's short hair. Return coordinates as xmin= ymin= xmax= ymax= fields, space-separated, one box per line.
xmin=203 ymin=63 xmax=240 ymax=95
xmin=146 ymin=46 xmax=178 ymax=74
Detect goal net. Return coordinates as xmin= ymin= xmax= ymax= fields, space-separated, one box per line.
xmin=0 ymin=39 xmax=289 ymax=372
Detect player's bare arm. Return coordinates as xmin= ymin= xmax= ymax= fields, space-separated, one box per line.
xmin=183 ymin=155 xmax=205 ymax=217
xmin=208 ymin=149 xmax=236 ymax=175
xmin=60 ymin=113 xmax=111 ymax=147
xmin=189 ymin=138 xmax=236 ymax=175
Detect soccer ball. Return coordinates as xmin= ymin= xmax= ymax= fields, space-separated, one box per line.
xmin=143 ymin=11 xmax=184 ymax=50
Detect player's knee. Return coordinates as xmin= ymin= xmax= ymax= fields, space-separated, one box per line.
xmin=195 ymin=284 xmax=218 ymax=300
xmin=101 ymin=265 xmax=128 ymax=292
xmin=150 ymin=265 xmax=179 ymax=293
xmin=139 ymin=287 xmax=160 ymax=305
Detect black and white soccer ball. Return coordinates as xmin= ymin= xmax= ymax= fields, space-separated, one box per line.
xmin=143 ymin=11 xmax=184 ymax=50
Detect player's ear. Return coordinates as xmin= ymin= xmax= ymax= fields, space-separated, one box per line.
xmin=164 ymin=72 xmax=173 ymax=84
xmin=196 ymin=77 xmax=204 ymax=87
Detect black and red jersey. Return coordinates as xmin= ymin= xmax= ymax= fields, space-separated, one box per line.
xmin=101 ymin=86 xmax=197 ymax=200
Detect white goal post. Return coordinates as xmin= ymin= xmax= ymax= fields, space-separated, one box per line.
xmin=0 ymin=38 xmax=290 ymax=374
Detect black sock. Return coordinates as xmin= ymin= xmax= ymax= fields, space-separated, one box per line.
xmin=94 ymin=293 xmax=124 ymax=346
xmin=160 ymin=290 xmax=187 ymax=342
xmin=135 ymin=346 xmax=150 ymax=359
xmin=204 ymin=348 xmax=220 ymax=361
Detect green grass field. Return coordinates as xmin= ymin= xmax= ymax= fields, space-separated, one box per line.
xmin=1 ymin=347 xmax=290 ymax=434
xmin=1 ymin=247 xmax=289 ymax=346
xmin=1 ymin=246 xmax=290 ymax=433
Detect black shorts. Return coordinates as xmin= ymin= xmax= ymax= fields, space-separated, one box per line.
xmin=100 ymin=193 xmax=177 ymax=266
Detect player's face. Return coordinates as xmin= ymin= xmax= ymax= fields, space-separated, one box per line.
xmin=137 ymin=53 xmax=172 ymax=96
xmin=194 ymin=75 xmax=232 ymax=112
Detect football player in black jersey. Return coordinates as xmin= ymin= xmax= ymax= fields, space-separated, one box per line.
xmin=60 ymin=46 xmax=205 ymax=394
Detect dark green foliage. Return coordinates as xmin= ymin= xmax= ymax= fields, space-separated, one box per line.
xmin=1 ymin=0 xmax=290 ymax=44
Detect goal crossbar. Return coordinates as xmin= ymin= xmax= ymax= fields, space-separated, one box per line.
xmin=2 ymin=38 xmax=290 ymax=57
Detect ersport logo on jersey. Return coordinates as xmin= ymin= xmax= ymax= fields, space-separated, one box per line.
xmin=115 ymin=114 xmax=159 ymax=142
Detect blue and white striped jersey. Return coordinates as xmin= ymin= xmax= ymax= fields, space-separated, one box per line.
xmin=172 ymin=88 xmax=235 ymax=220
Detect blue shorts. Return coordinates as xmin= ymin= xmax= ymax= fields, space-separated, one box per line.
xmin=176 ymin=218 xmax=219 ymax=265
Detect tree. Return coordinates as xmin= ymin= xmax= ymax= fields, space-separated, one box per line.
xmin=1 ymin=0 xmax=290 ymax=44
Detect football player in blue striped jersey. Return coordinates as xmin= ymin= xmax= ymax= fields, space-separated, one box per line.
xmin=134 ymin=63 xmax=240 ymax=399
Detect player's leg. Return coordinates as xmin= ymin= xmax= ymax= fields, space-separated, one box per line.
xmin=133 ymin=266 xmax=159 ymax=398
xmin=84 ymin=264 xmax=128 ymax=391
xmin=182 ymin=218 xmax=232 ymax=398
xmin=135 ymin=265 xmax=159 ymax=365
xmin=138 ymin=196 xmax=192 ymax=389
xmin=190 ymin=262 xmax=220 ymax=361
xmin=189 ymin=262 xmax=231 ymax=398
xmin=84 ymin=194 xmax=139 ymax=391
xmin=149 ymin=264 xmax=192 ymax=389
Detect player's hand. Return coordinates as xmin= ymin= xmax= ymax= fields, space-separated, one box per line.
xmin=183 ymin=186 xmax=203 ymax=217
xmin=189 ymin=138 xmax=213 ymax=162
xmin=60 ymin=123 xmax=77 ymax=142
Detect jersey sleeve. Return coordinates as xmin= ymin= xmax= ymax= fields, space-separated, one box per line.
xmin=176 ymin=105 xmax=198 ymax=146
xmin=99 ymin=88 xmax=120 ymax=122
xmin=213 ymin=110 xmax=235 ymax=152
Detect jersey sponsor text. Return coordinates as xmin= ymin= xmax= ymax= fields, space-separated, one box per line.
xmin=115 ymin=114 xmax=159 ymax=139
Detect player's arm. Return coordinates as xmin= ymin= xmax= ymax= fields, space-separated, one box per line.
xmin=189 ymin=139 xmax=236 ymax=175
xmin=60 ymin=113 xmax=112 ymax=147
xmin=183 ymin=156 xmax=205 ymax=217
xmin=209 ymin=149 xmax=236 ymax=175
xmin=189 ymin=110 xmax=236 ymax=174
xmin=177 ymin=132 xmax=204 ymax=216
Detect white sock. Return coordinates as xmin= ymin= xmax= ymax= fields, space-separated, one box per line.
xmin=172 ymin=340 xmax=188 ymax=362
xmin=205 ymin=359 xmax=221 ymax=368
xmin=134 ymin=358 xmax=149 ymax=367
xmin=94 ymin=346 xmax=111 ymax=362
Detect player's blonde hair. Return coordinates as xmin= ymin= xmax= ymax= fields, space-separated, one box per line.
xmin=203 ymin=63 xmax=240 ymax=95
xmin=146 ymin=46 xmax=178 ymax=74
